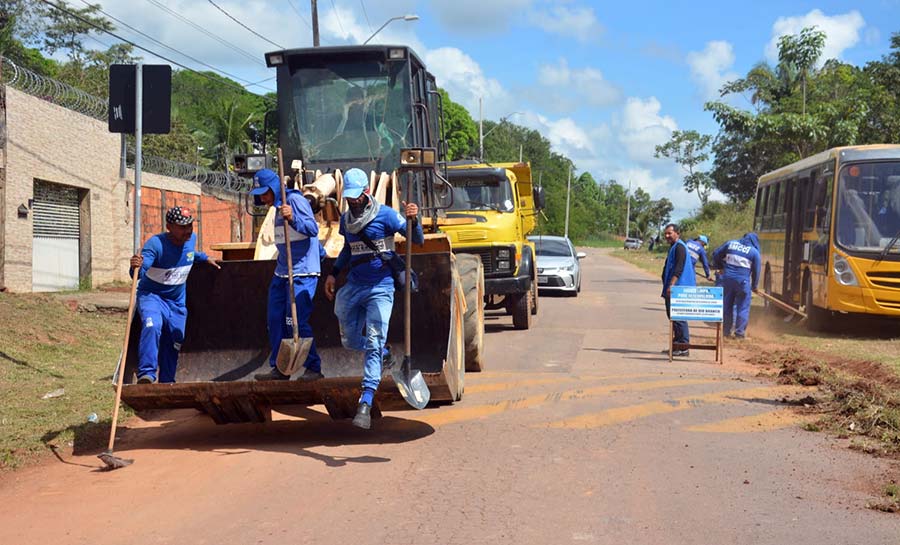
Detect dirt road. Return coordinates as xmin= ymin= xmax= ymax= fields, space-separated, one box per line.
xmin=2 ymin=249 xmax=897 ymax=544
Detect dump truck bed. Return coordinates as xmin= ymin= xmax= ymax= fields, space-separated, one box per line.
xmin=119 ymin=254 xmax=464 ymax=423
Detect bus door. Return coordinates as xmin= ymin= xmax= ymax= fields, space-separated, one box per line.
xmin=782 ymin=177 xmax=805 ymax=303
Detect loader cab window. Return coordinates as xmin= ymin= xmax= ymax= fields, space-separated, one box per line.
xmin=286 ymin=57 xmax=413 ymax=173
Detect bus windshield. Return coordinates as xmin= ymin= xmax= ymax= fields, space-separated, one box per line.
xmin=449 ymin=178 xmax=514 ymax=213
xmin=836 ymin=161 xmax=900 ymax=253
xmin=285 ymin=59 xmax=412 ymax=173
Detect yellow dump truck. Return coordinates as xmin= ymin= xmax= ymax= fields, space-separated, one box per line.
xmin=118 ymin=45 xmax=484 ymax=423
xmin=441 ymin=161 xmax=545 ymax=338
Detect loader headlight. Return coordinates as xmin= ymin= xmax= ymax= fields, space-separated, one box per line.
xmin=833 ymin=254 xmax=858 ymax=286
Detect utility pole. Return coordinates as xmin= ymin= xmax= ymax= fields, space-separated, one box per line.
xmin=519 ymin=144 xmax=523 ymax=163
xmin=625 ymin=181 xmax=631 ymax=239
xmin=564 ymin=168 xmax=572 ymax=239
xmin=311 ymin=0 xmax=320 ymax=46
xmin=478 ymin=96 xmax=484 ymax=162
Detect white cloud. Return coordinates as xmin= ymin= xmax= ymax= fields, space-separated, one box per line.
xmin=425 ymin=47 xmax=516 ymax=119
xmin=527 ymin=4 xmax=604 ymax=43
xmin=617 ymin=97 xmax=677 ymax=164
xmin=431 ymin=0 xmax=533 ymax=32
xmin=765 ymin=9 xmax=866 ymax=65
xmin=686 ymin=41 xmax=739 ymax=100
xmin=519 ymin=112 xmax=595 ymax=155
xmin=535 ymin=59 xmax=621 ymax=109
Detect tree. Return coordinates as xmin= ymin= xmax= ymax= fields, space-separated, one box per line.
xmin=654 ymin=130 xmax=714 ymax=207
xmin=438 ymin=88 xmax=477 ymax=160
xmin=777 ymin=26 xmax=826 ymax=115
xmin=38 ymin=1 xmax=114 ymax=66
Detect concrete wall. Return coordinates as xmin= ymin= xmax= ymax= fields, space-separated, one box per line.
xmin=0 ymin=85 xmax=251 ymax=292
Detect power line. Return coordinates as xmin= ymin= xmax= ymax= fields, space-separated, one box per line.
xmin=144 ymin=0 xmax=264 ymax=66
xmin=330 ymin=0 xmax=346 ymax=37
xmin=37 ymin=0 xmax=275 ymax=103
xmin=78 ymin=0 xmax=273 ymax=91
xmin=359 ymin=0 xmax=373 ymax=33
xmin=285 ymin=0 xmax=333 ymax=46
xmin=206 ymin=0 xmax=284 ymax=49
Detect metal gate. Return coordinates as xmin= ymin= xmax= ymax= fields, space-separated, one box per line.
xmin=32 ymin=180 xmax=80 ymax=291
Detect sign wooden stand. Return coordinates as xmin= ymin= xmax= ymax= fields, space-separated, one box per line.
xmin=667 ymin=286 xmax=724 ymax=365
xmin=668 ymin=321 xmax=723 ymax=364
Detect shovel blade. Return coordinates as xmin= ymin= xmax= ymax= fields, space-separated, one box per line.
xmin=275 ymin=337 xmax=313 ymax=376
xmin=392 ymin=357 xmax=430 ymax=410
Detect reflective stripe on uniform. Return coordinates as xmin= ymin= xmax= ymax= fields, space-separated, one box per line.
xmin=725 ymin=254 xmax=752 ymax=269
xmin=689 ymin=249 xmax=700 ymax=261
xmin=145 ymin=264 xmax=192 ymax=285
xmin=274 ymin=225 xmax=309 ymax=244
xmin=349 ymin=236 xmax=395 ymax=256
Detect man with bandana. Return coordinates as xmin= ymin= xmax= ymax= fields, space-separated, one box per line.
xmin=324 ymin=168 xmax=424 ymax=429
xmin=249 ymin=168 xmax=324 ymax=381
xmin=131 ymin=206 xmax=220 ymax=383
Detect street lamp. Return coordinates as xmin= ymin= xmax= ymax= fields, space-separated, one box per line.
xmin=363 ymin=14 xmax=419 ymax=45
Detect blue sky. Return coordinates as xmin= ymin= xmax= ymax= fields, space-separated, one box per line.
xmin=91 ymin=0 xmax=900 ymax=219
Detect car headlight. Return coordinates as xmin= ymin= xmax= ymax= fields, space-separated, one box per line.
xmin=564 ymin=264 xmax=575 ymax=272
xmin=833 ymin=254 xmax=858 ymax=286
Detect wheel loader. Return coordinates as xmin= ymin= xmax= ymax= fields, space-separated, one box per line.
xmin=117 ymin=45 xmax=485 ymax=424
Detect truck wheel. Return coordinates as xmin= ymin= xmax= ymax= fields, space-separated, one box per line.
xmin=511 ymin=291 xmax=533 ymax=330
xmin=530 ymin=274 xmax=539 ymax=315
xmin=456 ymin=254 xmax=485 ymax=372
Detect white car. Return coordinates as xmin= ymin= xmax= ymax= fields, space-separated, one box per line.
xmin=529 ymin=235 xmax=585 ymax=296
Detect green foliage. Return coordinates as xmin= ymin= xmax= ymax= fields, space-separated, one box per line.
xmin=678 ymin=200 xmax=755 ymax=251
xmin=655 ymin=130 xmax=713 ymax=206
xmin=438 ymin=88 xmax=477 ymax=160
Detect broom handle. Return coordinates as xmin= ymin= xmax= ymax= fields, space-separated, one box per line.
xmin=277 ymin=148 xmax=300 ymax=344
xmin=107 ymin=266 xmax=139 ymax=452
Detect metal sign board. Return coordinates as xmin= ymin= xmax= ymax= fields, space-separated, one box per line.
xmin=108 ymin=64 xmax=171 ymax=134
xmin=670 ymin=286 xmax=723 ymax=322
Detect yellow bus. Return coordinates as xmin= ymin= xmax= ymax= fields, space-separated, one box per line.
xmin=754 ymin=145 xmax=900 ymax=329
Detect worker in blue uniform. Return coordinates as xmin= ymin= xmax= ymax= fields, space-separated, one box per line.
xmin=131 ymin=206 xmax=220 ymax=383
xmin=324 ymin=168 xmax=424 ymax=429
xmin=686 ymin=235 xmax=711 ymax=280
xmin=712 ymin=232 xmax=761 ymax=339
xmin=249 ymin=168 xmax=324 ymax=381
xmin=661 ymin=223 xmax=697 ymax=357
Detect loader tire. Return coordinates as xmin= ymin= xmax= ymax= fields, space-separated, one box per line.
xmin=511 ymin=291 xmax=533 ymax=330
xmin=457 ymin=253 xmax=485 ymax=372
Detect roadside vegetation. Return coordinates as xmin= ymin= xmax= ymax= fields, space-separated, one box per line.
xmin=0 ymin=292 xmax=126 ymax=469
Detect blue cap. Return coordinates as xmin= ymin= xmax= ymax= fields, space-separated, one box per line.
xmin=343 ymin=168 xmax=369 ymax=199
xmin=699 ymin=235 xmax=709 ymax=245
xmin=250 ymin=169 xmax=278 ymax=196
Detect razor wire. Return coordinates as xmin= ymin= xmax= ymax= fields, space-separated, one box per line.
xmin=2 ymin=57 xmax=247 ymax=192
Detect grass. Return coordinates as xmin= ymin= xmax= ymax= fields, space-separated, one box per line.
xmin=609 ymin=248 xmax=667 ymax=276
xmin=573 ymin=233 xmax=625 ymax=249
xmin=0 ymin=292 xmax=127 ymax=469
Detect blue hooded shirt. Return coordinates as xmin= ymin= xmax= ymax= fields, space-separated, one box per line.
xmin=713 ymin=232 xmax=761 ymax=290
xmin=686 ymin=239 xmax=711 ymax=278
xmin=253 ymin=170 xmax=321 ymax=277
xmin=136 ymin=233 xmax=208 ymax=305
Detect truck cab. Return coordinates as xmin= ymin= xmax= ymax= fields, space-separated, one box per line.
xmin=441 ymin=161 xmax=545 ymax=329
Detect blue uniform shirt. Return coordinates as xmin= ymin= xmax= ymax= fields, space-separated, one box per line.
xmin=334 ymin=205 xmax=425 ymax=286
xmin=273 ymin=190 xmax=321 ymax=277
xmin=136 ymin=233 xmax=208 ymax=305
xmin=686 ymin=239 xmax=711 ymax=278
xmin=712 ymin=233 xmax=761 ymax=290
xmin=662 ymin=238 xmax=697 ymax=297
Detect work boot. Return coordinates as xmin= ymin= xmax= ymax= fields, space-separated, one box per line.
xmin=352 ymin=402 xmax=372 ymax=430
xmin=298 ymin=368 xmax=324 ymax=382
xmin=254 ymin=367 xmax=290 ymax=381
xmin=672 ymin=349 xmax=690 ymax=357
xmin=137 ymin=375 xmax=154 ymax=384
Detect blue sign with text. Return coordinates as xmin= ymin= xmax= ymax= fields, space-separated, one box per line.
xmin=670 ymin=286 xmax=723 ymax=322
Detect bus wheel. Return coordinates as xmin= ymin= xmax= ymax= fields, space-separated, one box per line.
xmin=803 ymin=279 xmax=829 ymax=331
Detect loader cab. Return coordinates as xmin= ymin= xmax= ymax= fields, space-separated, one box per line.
xmin=266 ymin=45 xmax=444 ymax=178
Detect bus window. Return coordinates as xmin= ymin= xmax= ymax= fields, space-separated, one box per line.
xmin=754 ymin=185 xmax=767 ymax=231
xmin=803 ymin=172 xmax=817 ymax=230
xmin=768 ymin=183 xmax=781 ymax=229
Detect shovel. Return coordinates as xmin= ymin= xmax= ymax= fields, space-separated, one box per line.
xmin=392 ymin=174 xmax=430 ymax=410
xmin=274 ymin=148 xmax=312 ymax=376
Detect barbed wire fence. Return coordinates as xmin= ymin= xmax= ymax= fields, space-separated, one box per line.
xmin=1 ymin=57 xmax=249 ymax=192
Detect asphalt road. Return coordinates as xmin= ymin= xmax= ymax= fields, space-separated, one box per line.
xmin=1 ymin=248 xmax=897 ymax=544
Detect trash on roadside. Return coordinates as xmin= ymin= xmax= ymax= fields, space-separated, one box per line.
xmin=41 ymin=388 xmax=65 ymax=399
xmin=87 ymin=413 xmax=99 ymax=423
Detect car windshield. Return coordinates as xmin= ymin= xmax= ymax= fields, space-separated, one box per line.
xmin=449 ymin=178 xmax=514 ymax=212
xmin=836 ymin=161 xmax=900 ymax=253
xmin=532 ymin=238 xmax=572 ymax=257
xmin=284 ymin=58 xmax=412 ymax=173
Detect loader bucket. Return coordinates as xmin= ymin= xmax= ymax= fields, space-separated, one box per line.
xmin=119 ymin=250 xmax=464 ymax=424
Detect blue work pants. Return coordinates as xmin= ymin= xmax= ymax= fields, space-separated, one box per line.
xmin=334 ymin=276 xmax=394 ymax=392
xmin=267 ymin=275 xmax=321 ymax=372
xmin=723 ymin=276 xmax=752 ymax=337
xmin=137 ymin=292 xmax=186 ymax=383
xmin=664 ymin=295 xmax=690 ymax=345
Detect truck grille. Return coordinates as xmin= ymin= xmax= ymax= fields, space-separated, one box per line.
xmin=456 ymin=248 xmax=494 ymax=274
xmin=866 ymin=271 xmax=900 ymax=291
